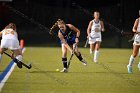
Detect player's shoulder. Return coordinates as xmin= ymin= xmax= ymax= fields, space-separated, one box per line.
xmin=136 ymin=18 xmax=139 ymax=21
xmin=66 ymin=24 xmax=73 ymax=27
xmin=66 ymin=24 xmax=75 ymax=29
xmin=89 ymin=20 xmax=93 ymax=25
xmin=100 ymin=20 xmax=104 ymax=24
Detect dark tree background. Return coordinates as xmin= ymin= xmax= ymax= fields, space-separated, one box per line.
xmin=0 ymin=0 xmax=140 ymax=48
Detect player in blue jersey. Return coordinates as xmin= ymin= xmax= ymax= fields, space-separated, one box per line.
xmin=50 ymin=19 xmax=87 ymax=72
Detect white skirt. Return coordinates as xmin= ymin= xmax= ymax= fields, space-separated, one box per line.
xmin=88 ymin=33 xmax=102 ymax=44
xmin=1 ymin=39 xmax=20 ymax=50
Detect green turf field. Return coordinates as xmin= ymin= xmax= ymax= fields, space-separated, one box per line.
xmin=0 ymin=47 xmax=140 ymax=93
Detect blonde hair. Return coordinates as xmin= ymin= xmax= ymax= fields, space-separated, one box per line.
xmin=49 ymin=19 xmax=65 ymax=34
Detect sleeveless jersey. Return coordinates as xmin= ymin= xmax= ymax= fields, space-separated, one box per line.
xmin=137 ymin=18 xmax=140 ymax=32
xmin=91 ymin=20 xmax=101 ymax=34
xmin=59 ymin=25 xmax=75 ymax=40
xmin=2 ymin=28 xmax=18 ymax=40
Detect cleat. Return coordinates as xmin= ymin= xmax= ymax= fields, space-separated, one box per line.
xmin=81 ymin=60 xmax=87 ymax=66
xmin=93 ymin=59 xmax=98 ymax=63
xmin=60 ymin=68 xmax=68 ymax=73
xmin=13 ymin=58 xmax=22 ymax=68
xmin=127 ymin=65 xmax=132 ymax=74
xmin=137 ymin=62 xmax=140 ymax=71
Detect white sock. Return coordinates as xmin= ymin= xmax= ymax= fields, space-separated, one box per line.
xmin=0 ymin=54 xmax=2 ymax=63
xmin=16 ymin=55 xmax=22 ymax=61
xmin=94 ymin=50 xmax=99 ymax=62
xmin=128 ymin=55 xmax=135 ymax=66
xmin=138 ymin=48 xmax=140 ymax=57
xmin=90 ymin=49 xmax=93 ymax=54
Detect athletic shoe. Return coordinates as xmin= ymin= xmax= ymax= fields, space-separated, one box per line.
xmin=127 ymin=65 xmax=132 ymax=74
xmin=90 ymin=51 xmax=93 ymax=54
xmin=13 ymin=58 xmax=22 ymax=68
xmin=60 ymin=68 xmax=68 ymax=73
xmin=93 ymin=59 xmax=98 ymax=63
xmin=81 ymin=60 xmax=87 ymax=66
xmin=137 ymin=62 xmax=140 ymax=71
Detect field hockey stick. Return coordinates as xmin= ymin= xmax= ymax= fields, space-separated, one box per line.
xmin=84 ymin=36 xmax=100 ymax=48
xmin=122 ymin=31 xmax=140 ymax=42
xmin=84 ymin=38 xmax=89 ymax=48
xmin=3 ymin=52 xmax=32 ymax=69
xmin=67 ymin=44 xmax=77 ymax=69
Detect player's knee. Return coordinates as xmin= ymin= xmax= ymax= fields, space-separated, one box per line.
xmin=132 ymin=52 xmax=137 ymax=58
xmin=132 ymin=54 xmax=137 ymax=58
xmin=14 ymin=49 xmax=22 ymax=56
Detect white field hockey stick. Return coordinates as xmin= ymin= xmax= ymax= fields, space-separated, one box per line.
xmin=4 ymin=52 xmax=32 ymax=69
xmin=84 ymin=38 xmax=89 ymax=48
xmin=67 ymin=44 xmax=77 ymax=69
xmin=84 ymin=36 xmax=100 ymax=48
xmin=124 ymin=31 xmax=140 ymax=42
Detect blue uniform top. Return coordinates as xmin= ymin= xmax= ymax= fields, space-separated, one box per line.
xmin=59 ymin=25 xmax=76 ymax=45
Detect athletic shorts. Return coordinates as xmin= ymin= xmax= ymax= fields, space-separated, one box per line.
xmin=133 ymin=34 xmax=140 ymax=45
xmin=60 ymin=36 xmax=76 ymax=45
xmin=88 ymin=33 xmax=102 ymax=44
xmin=1 ymin=39 xmax=20 ymax=50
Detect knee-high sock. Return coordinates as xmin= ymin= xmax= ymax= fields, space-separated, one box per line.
xmin=16 ymin=55 xmax=22 ymax=61
xmin=62 ymin=58 xmax=67 ymax=69
xmin=90 ymin=49 xmax=93 ymax=54
xmin=128 ymin=55 xmax=135 ymax=66
xmin=94 ymin=50 xmax=99 ymax=61
xmin=0 ymin=54 xmax=2 ymax=63
xmin=75 ymin=52 xmax=83 ymax=61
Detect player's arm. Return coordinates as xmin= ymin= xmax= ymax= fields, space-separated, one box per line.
xmin=58 ymin=31 xmax=72 ymax=53
xmin=0 ymin=31 xmax=2 ymax=37
xmin=132 ymin=18 xmax=139 ymax=33
xmin=100 ymin=21 xmax=105 ymax=32
xmin=67 ymin=24 xmax=80 ymax=44
xmin=87 ymin=21 xmax=92 ymax=38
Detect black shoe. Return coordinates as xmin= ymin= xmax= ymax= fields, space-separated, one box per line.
xmin=81 ymin=59 xmax=87 ymax=66
xmin=13 ymin=58 xmax=22 ymax=68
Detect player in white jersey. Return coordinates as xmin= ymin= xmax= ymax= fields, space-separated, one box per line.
xmin=0 ymin=23 xmax=22 ymax=68
xmin=87 ymin=11 xmax=104 ymax=62
xmin=127 ymin=10 xmax=140 ymax=73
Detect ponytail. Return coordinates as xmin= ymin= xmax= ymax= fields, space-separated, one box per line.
xmin=49 ymin=19 xmax=64 ymax=34
xmin=49 ymin=22 xmax=58 ymax=34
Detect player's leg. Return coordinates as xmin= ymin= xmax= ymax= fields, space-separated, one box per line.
xmin=90 ymin=44 xmax=95 ymax=54
xmin=0 ymin=48 xmax=3 ymax=63
xmin=10 ymin=39 xmax=23 ymax=68
xmin=138 ymin=48 xmax=140 ymax=57
xmin=127 ymin=45 xmax=139 ymax=73
xmin=13 ymin=49 xmax=23 ymax=68
xmin=93 ymin=41 xmax=101 ymax=62
xmin=74 ymin=44 xmax=87 ymax=65
xmin=89 ymin=37 xmax=95 ymax=54
xmin=0 ymin=48 xmax=6 ymax=63
xmin=60 ymin=44 xmax=68 ymax=72
xmin=0 ymin=39 xmax=9 ymax=63
xmin=138 ymin=61 xmax=140 ymax=71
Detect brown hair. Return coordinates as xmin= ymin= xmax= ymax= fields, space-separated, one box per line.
xmin=5 ymin=23 xmax=16 ymax=31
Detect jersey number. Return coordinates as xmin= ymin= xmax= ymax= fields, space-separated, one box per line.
xmin=5 ymin=30 xmax=14 ymax=35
